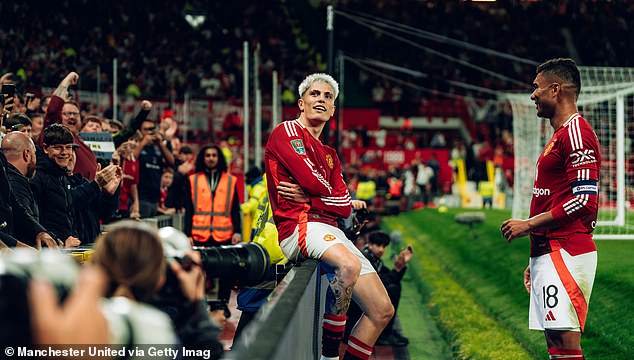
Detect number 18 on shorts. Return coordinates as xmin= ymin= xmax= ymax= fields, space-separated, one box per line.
xmin=528 ymin=249 xmax=597 ymax=332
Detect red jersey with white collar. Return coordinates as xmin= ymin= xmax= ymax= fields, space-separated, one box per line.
xmin=530 ymin=113 xmax=601 ymax=257
xmin=264 ymin=119 xmax=352 ymax=242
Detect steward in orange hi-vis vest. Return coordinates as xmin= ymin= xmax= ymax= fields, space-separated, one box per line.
xmin=188 ymin=172 xmax=236 ymax=243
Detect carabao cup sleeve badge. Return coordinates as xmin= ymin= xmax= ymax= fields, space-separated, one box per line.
xmin=291 ymin=139 xmax=306 ymax=155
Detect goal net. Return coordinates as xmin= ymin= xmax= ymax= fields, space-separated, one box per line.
xmin=504 ymin=66 xmax=634 ymax=240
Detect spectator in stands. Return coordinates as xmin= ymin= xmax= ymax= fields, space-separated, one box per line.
xmin=3 ymin=131 xmax=38 ymax=221
xmin=113 ymin=135 xmax=141 ymax=220
xmin=402 ymin=165 xmax=417 ymax=211
xmin=41 ymin=72 xmax=98 ymax=181
xmin=90 ymin=220 xmax=223 ymax=357
xmin=108 ymin=119 xmax=124 ymax=134
xmin=345 ymin=231 xmax=412 ymax=347
xmin=356 ymin=172 xmax=377 ymax=208
xmin=168 ymin=145 xmax=195 ymax=212
xmin=67 ymin=150 xmax=121 ymax=245
xmin=0 ymin=131 xmax=57 ymax=249
xmin=29 ymin=113 xmax=44 ymax=141
xmin=219 ymin=139 xmax=232 ymax=166
xmin=32 ymin=124 xmax=117 ymax=247
xmin=4 ymin=113 xmax=32 ymax=136
xmin=264 ymin=73 xmax=393 ymax=360
xmin=133 ymin=116 xmax=175 ymax=218
xmin=39 ymin=96 xmax=51 ymax=114
xmin=184 ymin=144 xmax=241 ymax=303
xmin=416 ymin=160 xmax=434 ymax=206
xmin=426 ymin=152 xmax=441 ymax=195
xmin=157 ymin=167 xmax=176 ymax=215
xmin=80 ymin=115 xmax=104 ymax=133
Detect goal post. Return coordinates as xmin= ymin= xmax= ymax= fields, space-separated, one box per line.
xmin=503 ymin=66 xmax=634 ymax=240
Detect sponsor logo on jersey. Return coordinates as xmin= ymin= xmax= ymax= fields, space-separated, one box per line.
xmin=543 ymin=139 xmax=556 ymax=156
xmin=545 ymin=310 xmax=556 ymax=321
xmin=570 ymin=149 xmax=597 ymax=167
xmin=323 ymin=234 xmax=336 ymax=241
xmin=326 ymin=154 xmax=334 ymax=169
xmin=291 ymin=139 xmax=306 ymax=155
xmin=533 ymin=187 xmax=551 ymax=197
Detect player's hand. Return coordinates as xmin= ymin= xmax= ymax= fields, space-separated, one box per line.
xmin=523 ymin=265 xmax=531 ymax=293
xmin=278 ymin=181 xmax=309 ymax=203
xmin=500 ymin=218 xmax=531 ymax=243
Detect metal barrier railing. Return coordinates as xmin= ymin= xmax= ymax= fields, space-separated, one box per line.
xmin=225 ymin=259 xmax=326 ymax=360
xmin=102 ymin=213 xmax=185 ymax=232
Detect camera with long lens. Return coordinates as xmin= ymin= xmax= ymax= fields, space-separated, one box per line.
xmin=155 ymin=227 xmax=270 ymax=321
xmin=341 ymin=207 xmax=371 ymax=241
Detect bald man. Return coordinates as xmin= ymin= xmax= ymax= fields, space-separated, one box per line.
xmin=0 ymin=132 xmax=57 ymax=249
xmin=3 ymin=132 xmax=39 ymax=219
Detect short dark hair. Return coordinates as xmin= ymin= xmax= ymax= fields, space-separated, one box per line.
xmin=179 ymin=145 xmax=193 ymax=155
xmin=536 ymin=58 xmax=581 ymax=97
xmin=367 ymin=231 xmax=390 ymax=246
xmin=43 ymin=123 xmax=74 ymax=146
xmin=5 ymin=113 xmax=32 ymax=129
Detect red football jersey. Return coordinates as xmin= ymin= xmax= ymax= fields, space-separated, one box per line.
xmin=264 ymin=119 xmax=352 ymax=241
xmin=530 ymin=113 xmax=601 ymax=256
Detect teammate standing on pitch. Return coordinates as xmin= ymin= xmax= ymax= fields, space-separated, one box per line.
xmin=265 ymin=73 xmax=393 ymax=360
xmin=501 ymin=58 xmax=601 ymax=360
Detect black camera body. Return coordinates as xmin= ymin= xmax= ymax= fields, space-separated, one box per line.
xmin=154 ymin=227 xmax=270 ymax=324
xmin=342 ymin=207 xmax=371 ymax=241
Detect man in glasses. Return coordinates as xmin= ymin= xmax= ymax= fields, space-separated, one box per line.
xmin=38 ymin=72 xmax=98 ymax=181
xmin=131 ymin=116 xmax=174 ymax=218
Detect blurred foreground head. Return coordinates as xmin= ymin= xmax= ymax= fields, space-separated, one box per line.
xmin=92 ymin=220 xmax=166 ymax=302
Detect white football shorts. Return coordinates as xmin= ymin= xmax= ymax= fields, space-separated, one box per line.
xmin=528 ymin=248 xmax=597 ymax=332
xmin=279 ymin=222 xmax=375 ymax=275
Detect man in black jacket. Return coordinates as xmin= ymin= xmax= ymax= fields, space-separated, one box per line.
xmin=0 ymin=131 xmax=58 ymax=249
xmin=66 ymin=150 xmax=121 ymax=245
xmin=31 ymin=124 xmax=120 ymax=247
xmin=30 ymin=124 xmax=80 ymax=246
xmin=345 ymin=231 xmax=413 ymax=347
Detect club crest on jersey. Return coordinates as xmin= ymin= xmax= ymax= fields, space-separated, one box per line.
xmin=291 ymin=139 xmax=306 ymax=155
xmin=326 ymin=154 xmax=334 ymax=169
xmin=570 ymin=149 xmax=596 ymax=167
xmin=323 ymin=234 xmax=336 ymax=241
xmin=543 ymin=140 xmax=556 ymax=156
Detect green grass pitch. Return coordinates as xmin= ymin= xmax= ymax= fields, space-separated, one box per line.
xmin=381 ymin=208 xmax=634 ymax=359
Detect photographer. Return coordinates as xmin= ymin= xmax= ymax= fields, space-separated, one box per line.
xmin=345 ymin=231 xmax=413 ymax=347
xmin=91 ymin=220 xmax=223 ymax=358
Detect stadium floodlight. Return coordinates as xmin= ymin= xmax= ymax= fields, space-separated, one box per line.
xmin=183 ymin=9 xmax=206 ymax=29
xmin=503 ymin=66 xmax=634 ymax=240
